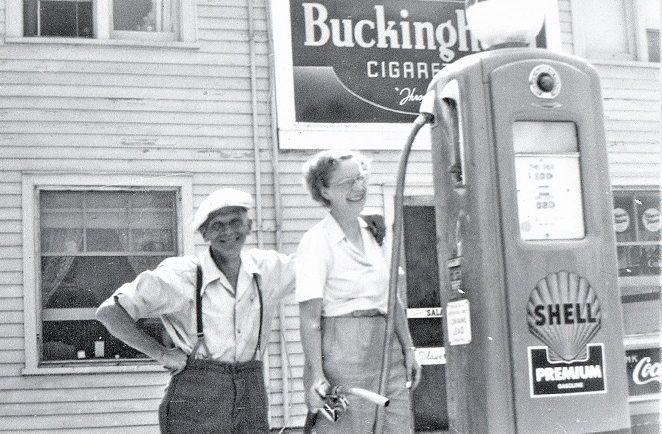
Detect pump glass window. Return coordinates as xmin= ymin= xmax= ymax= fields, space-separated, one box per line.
xmin=513 ymin=122 xmax=585 ymax=241
xmin=39 ymin=190 xmax=176 ymax=363
xmin=613 ymin=190 xmax=661 ymax=276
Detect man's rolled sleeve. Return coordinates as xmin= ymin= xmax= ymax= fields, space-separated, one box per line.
xmin=112 ymin=260 xmax=191 ymax=320
xmin=295 ymin=232 xmax=328 ymax=303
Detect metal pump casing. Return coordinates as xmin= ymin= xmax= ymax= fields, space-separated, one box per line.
xmin=426 ymin=48 xmax=630 ymax=433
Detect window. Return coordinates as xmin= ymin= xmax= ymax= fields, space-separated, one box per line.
xmin=22 ymin=174 xmax=193 ymax=372
xmin=8 ymin=0 xmax=196 ymax=42
xmin=613 ymin=189 xmax=661 ymax=277
xmin=40 ymin=190 xmax=178 ymax=363
xmin=112 ymin=0 xmax=178 ymax=40
xmin=572 ymin=0 xmax=660 ymax=62
xmin=23 ymin=0 xmax=94 ymax=38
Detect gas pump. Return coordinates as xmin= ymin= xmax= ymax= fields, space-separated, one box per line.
xmin=378 ymin=1 xmax=631 ymax=433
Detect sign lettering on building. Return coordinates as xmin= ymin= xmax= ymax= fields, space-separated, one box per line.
xmin=290 ymin=0 xmax=482 ymax=123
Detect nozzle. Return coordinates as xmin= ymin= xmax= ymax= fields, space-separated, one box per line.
xmin=418 ymin=90 xmax=436 ymax=123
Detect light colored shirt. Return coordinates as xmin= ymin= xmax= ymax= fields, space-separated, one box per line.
xmin=113 ymin=247 xmax=295 ymax=362
xmin=295 ymin=214 xmax=389 ymax=316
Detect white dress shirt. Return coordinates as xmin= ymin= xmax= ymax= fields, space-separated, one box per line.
xmin=113 ymin=247 xmax=295 ymax=362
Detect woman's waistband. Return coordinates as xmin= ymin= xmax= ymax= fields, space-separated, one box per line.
xmin=325 ymin=308 xmax=385 ymax=318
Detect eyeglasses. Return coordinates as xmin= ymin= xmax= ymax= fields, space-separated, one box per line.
xmin=206 ymin=217 xmax=246 ymax=232
xmin=329 ymin=173 xmax=368 ymax=190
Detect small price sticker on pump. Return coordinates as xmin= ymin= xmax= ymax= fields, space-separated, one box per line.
xmin=446 ymin=299 xmax=471 ymax=346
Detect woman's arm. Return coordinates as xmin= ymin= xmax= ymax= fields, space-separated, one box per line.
xmin=393 ymin=296 xmax=422 ymax=389
xmin=298 ymin=298 xmax=330 ymax=410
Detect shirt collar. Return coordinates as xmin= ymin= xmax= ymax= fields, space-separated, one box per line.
xmin=322 ymin=213 xmax=368 ymax=245
xmin=197 ymin=247 xmax=261 ymax=295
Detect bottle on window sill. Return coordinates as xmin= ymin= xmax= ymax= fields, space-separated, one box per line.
xmin=94 ymin=337 xmax=105 ymax=358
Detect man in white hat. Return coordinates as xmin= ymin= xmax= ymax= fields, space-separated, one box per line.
xmin=96 ymin=188 xmax=295 ymax=433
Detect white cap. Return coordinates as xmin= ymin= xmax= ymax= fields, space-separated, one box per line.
xmin=193 ymin=188 xmax=253 ymax=232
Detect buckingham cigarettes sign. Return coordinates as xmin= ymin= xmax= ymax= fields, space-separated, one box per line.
xmin=289 ymin=0 xmax=481 ymax=123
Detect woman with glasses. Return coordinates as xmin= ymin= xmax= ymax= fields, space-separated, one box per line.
xmin=296 ymin=149 xmax=421 ymax=433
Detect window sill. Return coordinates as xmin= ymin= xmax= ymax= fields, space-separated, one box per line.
xmin=588 ymin=59 xmax=661 ymax=69
xmin=22 ymin=360 xmax=168 ymax=375
xmin=624 ymin=333 xmax=661 ymax=349
xmin=619 ymin=276 xmax=662 ymax=288
xmin=5 ymin=37 xmax=200 ymax=50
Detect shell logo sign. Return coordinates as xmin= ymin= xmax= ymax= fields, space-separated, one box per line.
xmin=526 ymin=271 xmax=602 ymax=361
xmin=526 ymin=271 xmax=607 ymax=396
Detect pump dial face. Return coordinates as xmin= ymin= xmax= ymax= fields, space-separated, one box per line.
xmin=529 ymin=65 xmax=561 ymax=99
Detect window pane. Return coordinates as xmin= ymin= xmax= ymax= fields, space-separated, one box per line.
xmin=41 ymin=191 xmax=83 ymax=208
xmin=635 ymin=193 xmax=661 ymax=241
xmin=85 ymin=191 xmax=130 ymax=208
xmin=41 ymin=228 xmax=83 ymax=253
xmin=613 ymin=193 xmax=636 ymax=242
xmin=86 ymin=210 xmax=130 ymax=229
xmin=86 ymin=228 xmax=128 ymax=251
xmin=640 ymin=246 xmax=661 ymax=276
xmin=113 ymin=0 xmax=175 ymax=33
xmin=131 ymin=191 xmax=174 ymax=208
xmin=38 ymin=190 xmax=177 ymax=363
xmin=38 ymin=0 xmax=93 ymax=38
xmin=131 ymin=210 xmax=173 ymax=228
xmin=647 ymin=30 xmax=660 ymax=63
xmin=582 ymin=0 xmax=632 ymax=58
xmin=43 ymin=319 xmax=163 ymax=361
xmin=131 ymin=229 xmax=174 ymax=252
xmin=41 ymin=210 xmax=84 ymax=230
xmin=617 ymin=245 xmax=641 ymax=276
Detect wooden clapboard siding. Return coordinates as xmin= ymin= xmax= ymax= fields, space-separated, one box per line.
xmin=561 ymin=0 xmax=660 ymax=186
xmin=595 ymin=62 xmax=661 ymax=186
xmin=558 ymin=0 xmax=574 ymax=53
xmin=0 ymin=0 xmax=291 ymax=430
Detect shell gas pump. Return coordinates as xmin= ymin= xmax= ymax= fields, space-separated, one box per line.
xmin=378 ymin=1 xmax=631 ymax=433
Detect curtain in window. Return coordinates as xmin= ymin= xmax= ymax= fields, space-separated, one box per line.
xmin=41 ymin=229 xmax=83 ymax=306
xmin=117 ymin=230 xmax=155 ymax=276
xmin=114 ymin=0 xmax=175 ymax=32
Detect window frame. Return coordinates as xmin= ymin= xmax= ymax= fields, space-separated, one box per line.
xmin=612 ymin=186 xmax=662 ymax=292
xmin=6 ymin=0 xmax=197 ymax=44
xmin=109 ymin=0 xmax=177 ymax=41
xmin=571 ymin=0 xmax=660 ymax=63
xmin=21 ymin=173 xmax=194 ymax=375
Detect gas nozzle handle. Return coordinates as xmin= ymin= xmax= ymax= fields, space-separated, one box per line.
xmin=334 ymin=386 xmax=390 ymax=407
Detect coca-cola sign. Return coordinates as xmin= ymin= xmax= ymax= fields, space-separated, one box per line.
xmin=625 ymin=347 xmax=661 ymax=396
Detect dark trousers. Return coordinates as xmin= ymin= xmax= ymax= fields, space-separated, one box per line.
xmin=159 ymin=359 xmax=269 ymax=434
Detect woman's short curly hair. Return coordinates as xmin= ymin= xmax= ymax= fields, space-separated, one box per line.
xmin=302 ymin=149 xmax=370 ymax=207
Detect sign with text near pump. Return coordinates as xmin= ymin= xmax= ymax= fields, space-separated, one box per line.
xmin=446 ymin=298 xmax=471 ymax=346
xmin=526 ymin=271 xmax=606 ymax=396
xmin=625 ymin=347 xmax=661 ymax=397
xmin=406 ymin=308 xmax=447 ymax=365
xmin=513 ymin=122 xmax=585 ymax=241
xmin=528 ymin=344 xmax=606 ymax=397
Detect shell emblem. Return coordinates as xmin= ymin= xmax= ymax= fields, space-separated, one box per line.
xmin=526 ymin=271 xmax=602 ymax=362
